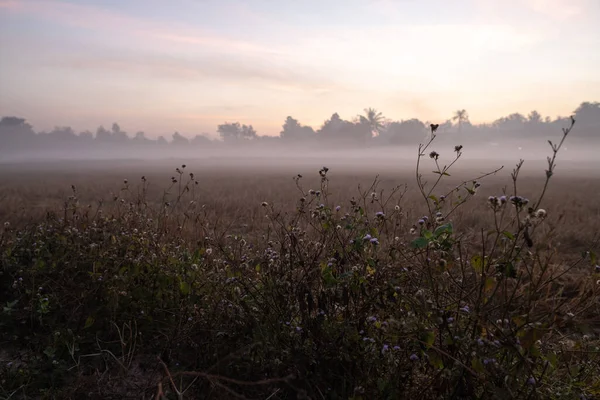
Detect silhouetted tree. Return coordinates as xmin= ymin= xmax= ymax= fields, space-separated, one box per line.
xmin=382 ymin=119 xmax=427 ymax=145
xmin=452 ymin=109 xmax=469 ymax=133
xmin=218 ymin=122 xmax=257 ymax=143
xmin=191 ymin=134 xmax=211 ymax=146
xmin=528 ymin=110 xmax=542 ymax=124
xmin=574 ymin=101 xmax=600 ymax=133
xmin=0 ymin=117 xmax=36 ymax=149
xmin=280 ymin=116 xmax=315 ymax=142
xmin=171 ymin=132 xmax=189 ymax=145
xmin=361 ymin=108 xmax=385 ymax=137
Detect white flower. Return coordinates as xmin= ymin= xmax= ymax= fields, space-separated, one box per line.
xmin=205 ymin=248 xmax=213 ymax=256
xmin=535 ymin=209 xmax=547 ymax=218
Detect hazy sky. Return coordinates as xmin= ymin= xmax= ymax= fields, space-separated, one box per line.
xmin=1 ymin=0 xmax=599 ymax=137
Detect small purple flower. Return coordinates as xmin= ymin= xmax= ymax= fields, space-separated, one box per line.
xmin=296 ymin=326 xmax=303 ymax=332
xmin=367 ymin=316 xmax=377 ymax=323
xmin=447 ymin=317 xmax=455 ymax=323
xmin=527 ymin=377 xmax=536 ymax=386
xmin=370 ymin=237 xmax=379 ymax=245
xmin=363 ymin=234 xmax=372 ymax=241
xmin=418 ymin=219 xmax=425 ymax=225
xmin=381 ymin=344 xmax=389 ymax=354
xmin=595 ymin=265 xmax=600 ymax=272
xmin=477 ymin=338 xmax=484 ymax=346
xmin=376 ymin=211 xmax=385 ymax=218
xmin=409 ymin=353 xmax=419 ymax=361
xmin=436 ymin=212 xmax=443 ymax=217
xmin=460 ymin=306 xmax=470 ymax=313
xmin=363 ymin=337 xmax=370 ymax=342
xmin=499 ymin=195 xmax=507 ymax=204
xmin=335 ymin=205 xmax=341 ymax=212
xmin=493 ymin=340 xmax=501 ymax=348
xmin=393 ymin=346 xmax=401 ymax=351
xmin=440 ymin=195 xmax=446 ymax=201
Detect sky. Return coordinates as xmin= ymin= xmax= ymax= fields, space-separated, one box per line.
xmin=0 ymin=0 xmax=599 ymax=138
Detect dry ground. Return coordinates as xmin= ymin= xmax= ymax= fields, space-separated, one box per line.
xmin=1 ymin=156 xmax=598 ymax=259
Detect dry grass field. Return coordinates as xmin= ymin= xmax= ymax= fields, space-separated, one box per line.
xmin=1 ymin=156 xmax=598 ymax=256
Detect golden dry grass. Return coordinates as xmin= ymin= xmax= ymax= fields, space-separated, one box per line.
xmin=1 ymin=157 xmax=598 ymax=260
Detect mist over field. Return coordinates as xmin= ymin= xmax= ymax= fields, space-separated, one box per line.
xmin=1 ymin=103 xmax=599 ymax=171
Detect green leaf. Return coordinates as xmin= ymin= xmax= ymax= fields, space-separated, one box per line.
xmin=471 ymin=357 xmax=485 ymax=374
xmin=321 ymin=265 xmax=337 ymax=286
xmin=421 ymin=330 xmax=435 ymax=349
xmin=496 ymin=262 xmax=517 ymax=278
xmin=471 ymin=255 xmax=484 ymax=273
xmin=428 ymin=195 xmax=439 ymax=203
xmin=179 ymin=281 xmax=191 ymax=296
xmin=255 ymin=264 xmax=261 ymax=272
xmin=434 ymin=223 xmax=453 ymax=238
xmin=428 ymin=351 xmax=444 ymax=369
xmin=84 ymin=316 xmax=95 ymax=329
xmin=502 ymin=231 xmax=515 ymax=240
xmin=410 ymin=237 xmax=429 ymax=249
xmin=591 ymin=251 xmax=597 ymax=265
xmin=423 ymin=230 xmax=433 ymax=240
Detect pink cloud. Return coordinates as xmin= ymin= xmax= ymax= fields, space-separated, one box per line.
xmin=1 ymin=0 xmax=276 ymax=56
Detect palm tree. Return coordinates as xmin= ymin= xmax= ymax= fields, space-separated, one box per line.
xmin=362 ymin=108 xmax=385 ymax=137
xmin=452 ymin=109 xmax=469 ymax=133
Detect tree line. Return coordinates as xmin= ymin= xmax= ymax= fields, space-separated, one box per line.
xmin=1 ymin=102 xmax=598 ymax=158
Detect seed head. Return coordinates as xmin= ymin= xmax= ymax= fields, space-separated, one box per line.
xmin=535 ymin=209 xmax=547 ymax=218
